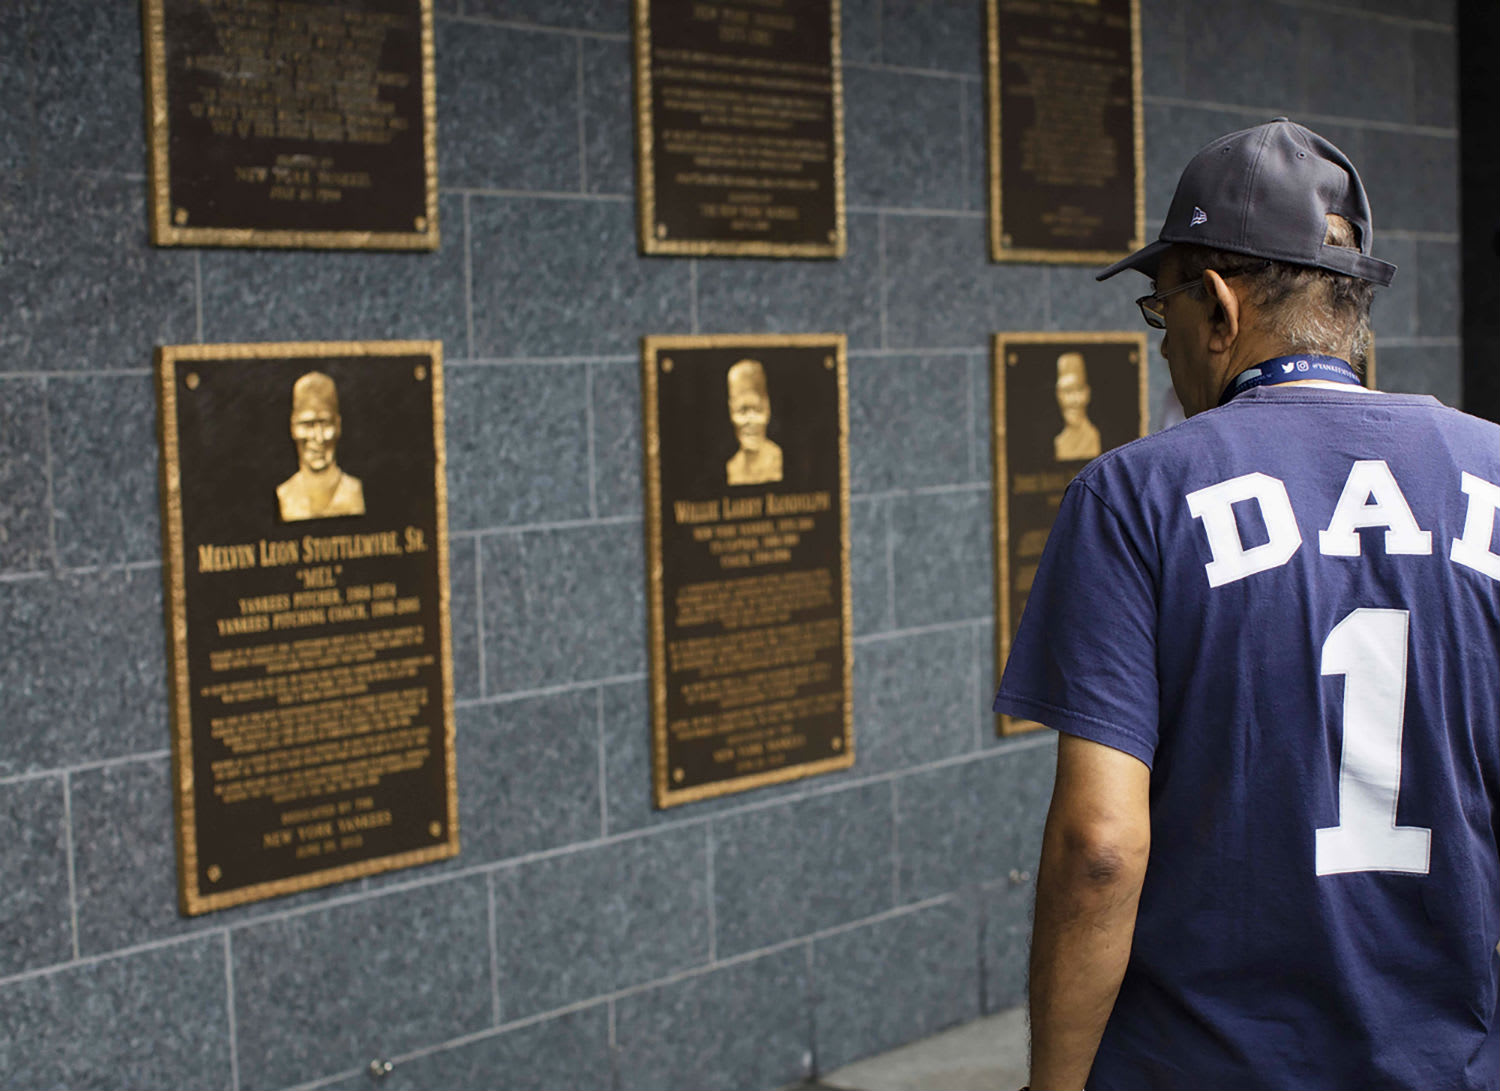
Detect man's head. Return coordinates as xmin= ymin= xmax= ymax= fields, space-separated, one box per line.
xmin=289 ymin=371 xmax=341 ymax=474
xmin=1099 ymin=119 xmax=1393 ymax=416
xmin=1055 ymin=353 xmax=1092 ymax=425
xmin=727 ymin=359 xmax=770 ymax=453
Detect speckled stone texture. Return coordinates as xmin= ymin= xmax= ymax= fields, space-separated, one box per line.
xmin=492 ymin=827 xmax=710 ymax=1018
xmin=1414 ymin=28 xmax=1458 ymax=128
xmin=444 ymin=363 xmax=591 ymax=531
xmin=0 ymin=938 xmax=233 ymax=1091
xmin=0 ymin=172 xmax=196 ymax=374
xmin=812 ymin=898 xmax=981 ymax=1070
xmin=983 ymin=876 xmax=1036 ymax=1011
xmin=231 ymin=879 xmax=492 ymax=1089
xmin=437 ymin=20 xmax=580 ymax=193
xmin=461 ymin=0 xmax=629 ymax=33
xmin=0 ymin=776 xmax=70 ymax=977
xmin=1364 ymin=130 xmax=1460 ymax=235
xmin=1372 ymin=237 xmax=1419 ymax=341
xmin=1300 ymin=8 xmax=1414 ymax=124
xmin=448 ymin=538 xmax=481 ymax=700
xmin=889 ymin=489 xmax=991 ymax=628
xmin=712 ymin=782 xmax=895 ymax=957
xmin=879 ymin=0 xmax=983 ymax=75
xmin=1417 ymin=241 xmax=1462 ymax=339
xmin=30 ymin=0 xmax=143 ymax=177
xmin=844 ymin=68 xmax=966 ymax=211
xmin=46 ymin=375 xmax=158 ymax=568
xmin=589 ymin=360 xmax=643 ymax=518
xmin=848 ymin=353 xmax=972 ymax=493
xmin=0 ymin=569 xmax=167 ymax=774
xmin=0 ymin=5 xmax=33 ymax=172
xmin=850 ymin=497 xmax=892 ymax=635
xmin=1373 ymin=345 xmax=1462 ymax=407
xmin=480 ymin=521 xmax=646 ymax=692
xmin=325 ymin=1006 xmax=613 ymax=1091
xmin=614 ymin=948 xmax=813 ymax=1091
xmin=0 ymin=378 xmax=50 ymax=572
xmin=582 ymin=37 xmax=633 ymax=196
xmin=854 ymin=628 xmax=978 ymax=775
xmin=455 ymin=692 xmax=601 ymax=863
xmin=1046 ymin=268 xmax=1151 ymax=332
xmin=468 ymin=196 xmax=693 ymax=358
xmin=841 ymin=0 xmax=881 ymax=66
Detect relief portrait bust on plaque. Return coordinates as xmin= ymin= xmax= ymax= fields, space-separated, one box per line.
xmin=725 ymin=359 xmax=783 ymax=486
xmin=277 ymin=371 xmax=366 ymax=522
xmin=1053 ymin=352 xmax=1102 ymax=462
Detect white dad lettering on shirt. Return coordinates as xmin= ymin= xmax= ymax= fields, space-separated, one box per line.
xmin=1187 ymin=463 xmax=1500 ymax=586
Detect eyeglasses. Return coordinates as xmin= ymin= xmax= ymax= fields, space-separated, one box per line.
xmin=1135 ymin=262 xmax=1272 ymax=329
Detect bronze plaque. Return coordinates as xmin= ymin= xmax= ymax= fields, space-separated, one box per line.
xmin=643 ymin=334 xmax=853 ymax=807
xmin=986 ymin=0 xmax=1143 ymax=263
xmin=143 ymin=0 xmax=438 ymax=249
xmin=634 ymin=0 xmax=845 ymax=258
xmin=157 ymin=340 xmax=456 ymax=914
xmin=993 ymin=332 xmax=1147 ymax=734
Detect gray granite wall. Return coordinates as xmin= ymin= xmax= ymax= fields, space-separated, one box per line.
xmin=0 ymin=1 xmax=1459 ymax=1089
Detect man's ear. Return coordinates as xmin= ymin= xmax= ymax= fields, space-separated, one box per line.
xmin=1201 ymin=269 xmax=1241 ymax=353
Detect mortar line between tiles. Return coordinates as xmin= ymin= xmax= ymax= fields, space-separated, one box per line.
xmin=62 ymin=772 xmax=79 ymax=960
xmin=224 ymin=931 xmax=241 ymax=1091
xmin=439 ymin=13 xmax=630 ymax=41
xmin=576 ymin=39 xmax=588 ymax=194
xmin=452 ymin=186 xmax=633 ymax=202
xmin=0 ymin=749 xmax=173 ymax=788
xmin=586 ymin=365 xmax=599 ymax=519
xmin=487 ymin=872 xmax=502 ymax=1026
xmin=0 ymin=558 xmax=164 ymax=585
xmin=474 ymin=537 xmax=487 ymax=697
xmin=596 ymin=687 xmax=609 ymax=837
xmin=853 ymin=204 xmax=985 ymax=219
xmin=875 ymin=0 xmax=883 ymax=64
xmin=858 ymin=482 xmax=989 ymax=501
xmin=452 ymin=512 xmax=640 ymax=539
xmin=1273 ymin=0 xmax=1453 ymax=31
xmin=1381 ymin=229 xmax=1459 ymax=243
xmin=2 ymin=369 xmax=155 ymax=380
xmin=450 ymin=353 xmax=638 ymax=367
xmin=1373 ymin=336 xmax=1462 ymax=347
xmin=705 ymin=824 xmax=717 ymax=962
xmin=805 ymin=940 xmax=819 ymax=1079
xmin=193 ymin=252 xmax=204 ymax=343
xmin=847 ymin=346 xmax=989 ymax=359
xmin=1142 ymin=94 xmax=1458 ymax=138
xmin=41 ymin=377 xmax=58 ymax=572
xmin=841 ymin=60 xmax=981 ymax=81
xmin=608 ymin=998 xmax=619 ymax=1091
xmin=463 ymin=194 xmax=476 ymax=360
xmin=854 ymin=618 xmax=989 ymax=647
xmin=457 ymin=672 xmax=645 ymax=709
xmin=0 ymin=929 xmax=221 ymax=990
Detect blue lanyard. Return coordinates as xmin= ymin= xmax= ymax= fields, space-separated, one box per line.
xmin=1217 ymin=354 xmax=1362 ymax=407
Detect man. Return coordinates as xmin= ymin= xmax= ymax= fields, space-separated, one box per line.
xmin=1052 ymin=352 xmax=1102 ymax=462
xmin=995 ymin=118 xmax=1500 ymax=1089
xmin=277 ymin=370 xmax=365 ymax=522
xmin=724 ymin=358 xmax=783 ymax=486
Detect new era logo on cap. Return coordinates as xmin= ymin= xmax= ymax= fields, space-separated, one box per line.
xmin=1190 ymin=207 xmax=1208 ymax=227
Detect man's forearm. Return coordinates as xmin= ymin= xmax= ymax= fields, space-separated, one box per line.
xmin=1027 ymin=835 xmax=1145 ymax=1090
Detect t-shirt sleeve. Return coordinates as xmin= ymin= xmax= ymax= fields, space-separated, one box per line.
xmin=993 ymin=477 xmax=1160 ymax=767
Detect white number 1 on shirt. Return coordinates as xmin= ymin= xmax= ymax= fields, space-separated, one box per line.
xmin=1315 ymin=607 xmax=1432 ymax=876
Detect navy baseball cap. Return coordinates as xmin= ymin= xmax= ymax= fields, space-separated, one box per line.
xmin=1097 ymin=118 xmax=1396 ymax=286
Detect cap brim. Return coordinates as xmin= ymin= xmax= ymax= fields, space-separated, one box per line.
xmin=1096 ymin=239 xmax=1171 ymax=281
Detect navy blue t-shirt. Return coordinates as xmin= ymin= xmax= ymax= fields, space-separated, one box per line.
xmin=995 ymin=386 xmax=1500 ymax=1090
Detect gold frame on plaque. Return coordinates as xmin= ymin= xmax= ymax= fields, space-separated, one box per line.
xmin=157 ymin=340 xmax=457 ymax=914
xmin=642 ymin=333 xmax=854 ymax=807
xmin=993 ymin=331 xmax=1148 ymax=735
xmin=986 ymin=0 xmax=1145 ymax=264
xmin=142 ymin=0 xmax=440 ymax=250
xmin=633 ymin=0 xmax=847 ymax=258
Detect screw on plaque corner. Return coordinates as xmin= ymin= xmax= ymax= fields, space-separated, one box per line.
xmin=368 ymin=1059 xmax=393 ymax=1081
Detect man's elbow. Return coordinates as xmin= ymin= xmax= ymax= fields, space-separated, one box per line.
xmin=1051 ymin=822 xmax=1149 ymax=893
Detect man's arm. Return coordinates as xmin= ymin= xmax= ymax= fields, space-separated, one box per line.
xmin=1029 ymin=732 xmax=1151 ymax=1091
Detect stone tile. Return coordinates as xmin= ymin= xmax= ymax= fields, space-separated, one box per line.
xmin=232 ymin=879 xmax=493 ymax=1090
xmin=813 ymin=898 xmax=981 ymax=1069
xmin=70 ymin=757 xmax=350 ymax=955
xmin=969 ymin=355 xmax=991 ymax=483
xmin=31 ymin=0 xmax=142 ymax=176
xmin=1370 ymin=236 xmax=1418 ymax=341
xmin=962 ymin=77 xmax=985 ymax=213
xmin=0 ymin=569 xmax=166 ymax=774
xmin=880 ymin=0 xmax=983 ymax=75
xmin=1141 ymin=0 xmax=1186 ymax=99
xmin=696 ymin=213 xmax=883 ymax=350
xmin=0 ymin=3 xmax=33 ymax=172
xmin=199 ymin=196 xmax=466 ymax=349
xmin=850 ymin=495 xmax=891 ymax=636
xmin=1298 ymin=8 xmax=1412 ymax=125
xmin=896 ymin=744 xmax=1054 ymax=902
xmin=1182 ymin=1 xmax=1300 ymax=112
xmin=0 ymin=938 xmax=232 ymax=1091
xmin=582 ymin=37 xmax=633 ymax=196
xmin=842 ymin=0 xmax=881 ymax=65
xmin=1046 ymin=265 xmax=1153 ymax=332
xmin=854 ymin=627 xmax=977 ymax=776
xmin=444 ymin=364 xmax=591 ymax=531
xmin=325 ymin=1006 xmax=613 ymax=1091
xmin=456 ymin=692 xmax=601 ymax=863
xmin=46 ymin=375 xmax=158 ymax=569
xmin=0 ymin=378 xmax=50 ymax=573
xmin=1362 ymin=130 xmax=1458 ymax=234
xmin=463 ymin=0 xmax=629 ymax=33
xmin=712 ymin=782 xmax=895 ymax=956
xmin=591 ymin=360 xmax=643 ymax=518
xmin=844 ymin=68 xmax=966 ymax=211
xmin=469 ymin=196 xmax=693 ymax=358
xmin=982 ymin=875 xmax=1034 ymax=1011
xmin=1353 ymin=0 xmax=1454 ymax=23
xmin=1413 ymin=29 xmax=1458 ymax=128
xmin=1374 ymin=343 xmax=1461 ymax=406
xmin=883 ymin=214 xmax=1047 ymax=351
xmin=0 ymin=172 xmax=196 ymax=374
xmin=614 ymin=947 xmax=813 ymax=1091
xmin=1142 ymin=104 xmax=1262 ymax=227
xmin=481 ymin=521 xmax=646 ymax=692
xmin=1417 ymin=239 xmax=1461 ymax=340
xmin=848 ymin=354 xmax=972 ymax=493
xmin=437 ymin=20 xmax=580 ymax=192
xmin=493 ymin=827 xmax=710 ymax=1019
xmin=889 ymin=489 xmax=990 ymax=628
xmin=0 ymin=776 xmax=70 ymax=977
xmin=449 ymin=537 xmax=481 ymax=701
